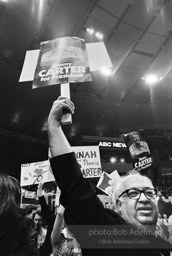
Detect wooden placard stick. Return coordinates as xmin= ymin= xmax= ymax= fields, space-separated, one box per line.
xmin=60 ymin=83 xmax=72 ymax=124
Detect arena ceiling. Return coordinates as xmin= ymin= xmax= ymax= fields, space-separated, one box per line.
xmin=1 ymin=0 xmax=172 ymax=167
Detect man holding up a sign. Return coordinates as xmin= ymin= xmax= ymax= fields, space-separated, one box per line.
xmin=47 ymin=97 xmax=171 ymax=256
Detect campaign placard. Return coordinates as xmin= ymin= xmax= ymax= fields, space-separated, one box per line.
xmin=123 ymin=130 xmax=153 ymax=171
xmin=24 ymin=190 xmax=37 ymax=199
xmin=33 ymin=37 xmax=92 ymax=88
xmin=19 ymin=42 xmax=113 ymax=82
xmin=20 ymin=160 xmax=54 ymax=186
xmin=96 ymin=170 xmax=121 ymax=196
xmin=22 ymin=146 xmax=102 ymax=186
xmin=72 ymin=146 xmax=102 ymax=178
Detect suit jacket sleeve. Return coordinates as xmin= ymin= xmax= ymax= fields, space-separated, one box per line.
xmin=50 ymin=152 xmax=113 ymax=225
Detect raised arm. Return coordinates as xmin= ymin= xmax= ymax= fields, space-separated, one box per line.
xmin=47 ymin=97 xmax=109 ymax=227
xmin=47 ymin=96 xmax=74 ymax=157
xmin=37 ymin=182 xmax=54 ymax=225
xmin=51 ymin=204 xmax=65 ymax=250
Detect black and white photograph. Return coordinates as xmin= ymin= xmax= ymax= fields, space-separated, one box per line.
xmin=0 ymin=1 xmax=172 ymax=255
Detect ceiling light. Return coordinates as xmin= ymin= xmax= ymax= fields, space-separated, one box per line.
xmin=95 ymin=32 xmax=104 ymax=40
xmin=100 ymin=67 xmax=113 ymax=76
xmin=87 ymin=28 xmax=95 ymax=35
xmin=120 ymin=158 xmax=125 ymax=163
xmin=86 ymin=27 xmax=104 ymax=40
xmin=110 ymin=157 xmax=117 ymax=164
xmin=142 ymin=74 xmax=162 ymax=85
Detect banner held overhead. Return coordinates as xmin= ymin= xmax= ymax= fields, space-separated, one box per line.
xmin=33 ymin=37 xmax=92 ymax=89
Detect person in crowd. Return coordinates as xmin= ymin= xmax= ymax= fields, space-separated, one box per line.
xmin=51 ymin=204 xmax=82 ymax=256
xmin=37 ymin=182 xmax=82 ymax=256
xmin=163 ymin=214 xmax=169 ymax=226
xmin=23 ymin=204 xmax=38 ymax=219
xmin=33 ymin=210 xmax=47 ymax=249
xmin=47 ymin=96 xmax=172 ymax=256
xmin=129 ymin=131 xmax=150 ymax=158
xmin=37 ymin=182 xmax=56 ymax=256
xmin=156 ymin=214 xmax=169 ymax=242
xmin=158 ymin=213 xmax=163 ymax=221
xmin=0 ymin=172 xmax=39 ymax=256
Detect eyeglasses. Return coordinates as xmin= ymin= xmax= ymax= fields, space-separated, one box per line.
xmin=118 ymin=188 xmax=157 ymax=200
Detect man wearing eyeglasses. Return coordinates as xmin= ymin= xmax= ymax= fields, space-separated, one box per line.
xmin=47 ymin=97 xmax=171 ymax=256
xmin=113 ymin=173 xmax=158 ymax=231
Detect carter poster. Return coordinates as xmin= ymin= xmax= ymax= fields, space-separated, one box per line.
xmin=33 ymin=37 xmax=92 ymax=88
xmin=123 ymin=130 xmax=153 ymax=172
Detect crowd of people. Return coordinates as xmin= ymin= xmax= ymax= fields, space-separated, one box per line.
xmin=0 ymin=96 xmax=172 ymax=255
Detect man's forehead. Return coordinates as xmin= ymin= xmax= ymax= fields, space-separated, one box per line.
xmin=122 ymin=175 xmax=153 ymax=190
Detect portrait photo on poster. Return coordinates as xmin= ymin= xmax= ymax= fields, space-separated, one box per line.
xmin=123 ymin=130 xmax=152 ymax=172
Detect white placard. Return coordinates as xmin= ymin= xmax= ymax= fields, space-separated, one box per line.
xmin=19 ymin=42 xmax=113 ymax=82
xmin=97 ymin=170 xmax=121 ymax=196
xmin=19 ymin=50 xmax=40 ymax=82
xmin=20 ymin=160 xmax=55 ymax=186
xmin=73 ymin=146 xmax=102 ymax=178
xmin=86 ymin=42 xmax=113 ymax=71
xmin=22 ymin=145 xmax=102 ymax=186
xmin=24 ymin=190 xmax=37 ymax=199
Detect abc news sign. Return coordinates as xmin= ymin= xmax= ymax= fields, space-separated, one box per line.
xmin=99 ymin=141 xmax=127 ymax=148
